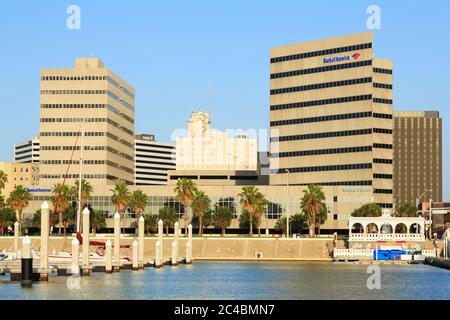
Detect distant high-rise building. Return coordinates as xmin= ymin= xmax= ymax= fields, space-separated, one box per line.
xmin=39 ymin=58 xmax=135 ymax=186
xmin=14 ymin=136 xmax=40 ymax=163
xmin=134 ymin=134 xmax=176 ymax=185
xmin=393 ymin=111 xmax=442 ymax=209
xmin=269 ymin=32 xmax=394 ymax=209
xmin=176 ymin=112 xmax=258 ymax=171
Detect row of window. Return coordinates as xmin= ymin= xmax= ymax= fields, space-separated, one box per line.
xmin=107 ymin=90 xmax=134 ymax=111
xmin=270 ymin=60 xmax=372 ymax=79
xmin=373 ymin=128 xmax=393 ymax=134
xmin=106 ymin=132 xmax=134 ymax=149
xmin=373 ymin=173 xmax=393 ymax=179
xmin=42 ymin=160 xmax=105 ymax=165
xmin=40 ymin=104 xmax=134 ymax=124
xmin=41 ymin=117 xmax=133 ymax=136
xmin=373 ymin=82 xmax=393 ymax=89
xmin=40 ymin=131 xmax=104 ymax=137
xmin=270 ymin=42 xmax=372 ymax=63
xmin=135 ymin=148 xmax=174 ymax=156
xmin=373 ymin=98 xmax=393 ymax=104
xmin=135 ymin=159 xmax=176 ymax=167
xmin=136 ymin=154 xmax=175 ymax=161
xmin=40 ymin=174 xmax=133 ymax=185
xmin=135 ymin=170 xmax=168 ymax=177
xmin=135 ymin=143 xmax=175 ymax=150
xmin=271 ymin=128 xmax=373 ymax=142
xmin=270 ymin=77 xmax=372 ymax=95
xmin=272 ymin=163 xmax=372 ymax=174
xmin=373 ymin=68 xmax=393 ymax=74
xmin=374 ymin=189 xmax=393 ymax=194
xmin=373 ymin=143 xmax=393 ymax=149
xmin=291 ymin=180 xmax=373 ymax=186
xmin=41 ymin=145 xmax=106 ymax=151
xmin=40 ymin=75 xmax=135 ymax=99
xmin=271 ymin=146 xmax=372 ymax=158
xmin=373 ymin=158 xmax=393 ymax=164
xmin=373 ymin=113 xmax=393 ymax=119
xmin=270 ymin=111 xmax=373 ymax=127
xmin=270 ymin=94 xmax=372 ymax=111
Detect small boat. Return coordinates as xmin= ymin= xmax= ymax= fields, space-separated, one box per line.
xmin=0 ymin=253 xmax=8 ymax=261
xmin=47 ymin=251 xmax=130 ymax=263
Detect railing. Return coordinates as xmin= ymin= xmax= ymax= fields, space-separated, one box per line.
xmin=421 ymin=250 xmax=437 ymax=257
xmin=349 ymin=233 xmax=425 ymax=241
xmin=334 ymin=248 xmax=374 ymax=258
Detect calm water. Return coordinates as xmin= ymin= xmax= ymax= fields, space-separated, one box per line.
xmin=0 ymin=262 xmax=448 ymax=300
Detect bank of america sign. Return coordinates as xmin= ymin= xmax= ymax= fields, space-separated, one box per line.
xmin=323 ymin=52 xmax=361 ymax=64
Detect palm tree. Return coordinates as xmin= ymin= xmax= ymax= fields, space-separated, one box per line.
xmin=70 ymin=179 xmax=93 ymax=230
xmin=238 ymin=186 xmax=266 ymax=236
xmin=396 ymin=202 xmax=418 ymax=217
xmin=174 ymin=178 xmax=197 ymax=235
xmin=158 ymin=206 xmax=178 ymax=236
xmin=129 ymin=190 xmax=148 ymax=218
xmin=90 ymin=210 xmax=106 ymax=236
xmin=0 ymin=170 xmax=8 ymax=194
xmin=191 ymin=191 xmax=211 ymax=236
xmin=0 ymin=207 xmax=15 ymax=236
xmin=143 ymin=213 xmax=158 ymax=235
xmin=51 ymin=183 xmax=71 ymax=235
xmin=62 ymin=207 xmax=77 ymax=236
xmin=300 ymin=184 xmax=326 ymax=237
xmin=214 ymin=206 xmax=233 ymax=236
xmin=315 ymin=204 xmax=328 ymax=235
xmin=254 ymin=194 xmax=268 ymax=236
xmin=111 ymin=182 xmax=131 ymax=233
xmin=6 ymin=185 xmax=31 ymax=224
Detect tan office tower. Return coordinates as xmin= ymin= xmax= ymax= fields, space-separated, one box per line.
xmin=39 ymin=58 xmax=135 ymax=186
xmin=393 ymin=111 xmax=442 ymax=209
xmin=269 ymin=32 xmax=394 ymax=208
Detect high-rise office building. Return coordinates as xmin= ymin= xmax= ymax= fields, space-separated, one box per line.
xmin=134 ymin=134 xmax=176 ymax=185
xmin=269 ymin=32 xmax=394 ymax=208
xmin=14 ymin=136 xmax=40 ymax=163
xmin=39 ymin=58 xmax=135 ymax=186
xmin=393 ymin=111 xmax=442 ymax=209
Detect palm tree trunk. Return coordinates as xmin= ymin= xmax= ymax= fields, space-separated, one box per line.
xmin=222 ymin=226 xmax=225 ymax=236
xmin=249 ymin=212 xmax=253 ymax=236
xmin=59 ymin=211 xmax=63 ymax=235
xmin=199 ymin=215 xmax=203 ymax=236
xmin=166 ymin=225 xmax=169 ymax=236
xmin=183 ymin=202 xmax=188 ymax=236
xmin=63 ymin=221 xmax=67 ymax=237
xmin=15 ymin=209 xmax=20 ymax=223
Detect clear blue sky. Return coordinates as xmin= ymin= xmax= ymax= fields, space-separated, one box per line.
xmin=0 ymin=0 xmax=448 ymax=199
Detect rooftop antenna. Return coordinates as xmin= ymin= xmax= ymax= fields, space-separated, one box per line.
xmin=208 ymin=80 xmax=212 ymax=123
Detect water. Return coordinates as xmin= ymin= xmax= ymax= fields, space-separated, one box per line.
xmin=0 ymin=262 xmax=448 ymax=300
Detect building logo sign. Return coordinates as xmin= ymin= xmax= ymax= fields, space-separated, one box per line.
xmin=26 ymin=188 xmax=52 ymax=193
xmin=323 ymin=52 xmax=361 ymax=64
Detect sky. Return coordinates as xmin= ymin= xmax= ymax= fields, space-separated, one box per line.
xmin=0 ymin=0 xmax=448 ymax=198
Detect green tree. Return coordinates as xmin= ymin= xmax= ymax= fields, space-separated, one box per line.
xmin=51 ymin=183 xmax=71 ymax=235
xmin=396 ymin=202 xmax=418 ymax=217
xmin=191 ymin=191 xmax=211 ymax=236
xmin=351 ymin=203 xmax=382 ymax=217
xmin=238 ymin=186 xmax=266 ymax=236
xmin=0 ymin=194 xmax=5 ymax=209
xmin=111 ymin=182 xmax=131 ymax=233
xmin=143 ymin=213 xmax=158 ymax=235
xmin=0 ymin=170 xmax=8 ymax=194
xmin=174 ymin=178 xmax=198 ymax=235
xmin=62 ymin=207 xmax=77 ymax=236
xmin=214 ymin=206 xmax=233 ymax=236
xmin=300 ymin=184 xmax=326 ymax=237
xmin=0 ymin=207 xmax=15 ymax=236
xmin=315 ymin=204 xmax=328 ymax=235
xmin=239 ymin=209 xmax=261 ymax=232
xmin=6 ymin=185 xmax=31 ymax=224
xmin=90 ymin=210 xmax=106 ymax=236
xmin=129 ymin=190 xmax=148 ymax=218
xmin=158 ymin=206 xmax=178 ymax=235
xmin=275 ymin=214 xmax=307 ymax=236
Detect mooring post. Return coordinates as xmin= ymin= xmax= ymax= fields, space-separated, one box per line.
xmin=13 ymin=221 xmax=19 ymax=254
xmin=114 ymin=213 xmax=121 ymax=272
xmin=186 ymin=241 xmax=192 ymax=264
xmin=155 ymin=241 xmax=161 ymax=268
xmin=132 ymin=240 xmax=139 ymax=271
xmin=174 ymin=221 xmax=179 ymax=262
xmin=39 ymin=201 xmax=50 ymax=281
xmin=171 ymin=241 xmax=178 ymax=266
xmin=21 ymin=236 xmax=33 ymax=287
xmin=138 ymin=216 xmax=144 ymax=268
xmin=433 ymin=232 xmax=438 ymax=257
xmin=105 ymin=240 xmax=112 ymax=274
xmin=71 ymin=238 xmax=80 ymax=275
xmin=81 ymin=208 xmax=90 ymax=276
xmin=158 ymin=219 xmax=164 ymax=262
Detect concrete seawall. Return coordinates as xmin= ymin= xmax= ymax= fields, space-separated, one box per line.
xmin=0 ymin=236 xmax=334 ymax=261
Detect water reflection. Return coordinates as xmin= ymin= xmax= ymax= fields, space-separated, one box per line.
xmin=0 ymin=262 xmax=448 ymax=300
